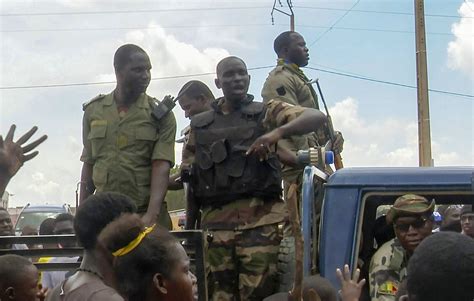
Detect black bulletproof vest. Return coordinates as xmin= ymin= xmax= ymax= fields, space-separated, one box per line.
xmin=190 ymin=100 xmax=282 ymax=207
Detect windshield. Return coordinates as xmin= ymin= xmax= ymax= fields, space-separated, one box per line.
xmin=15 ymin=212 xmax=62 ymax=233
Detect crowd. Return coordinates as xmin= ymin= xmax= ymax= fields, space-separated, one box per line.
xmin=0 ymin=30 xmax=473 ymax=301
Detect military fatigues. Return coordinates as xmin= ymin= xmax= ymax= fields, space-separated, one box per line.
xmin=81 ymin=91 xmax=176 ymax=228
xmin=186 ymin=96 xmax=306 ymax=300
xmin=368 ymin=238 xmax=408 ymax=301
xmin=261 ymin=60 xmax=331 ymax=272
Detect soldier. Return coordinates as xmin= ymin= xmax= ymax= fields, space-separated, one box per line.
xmin=369 ymin=194 xmax=435 ymax=301
xmin=79 ymin=44 xmax=177 ymax=228
xmin=186 ymin=56 xmax=329 ymax=300
xmin=261 ymin=31 xmax=344 ymax=280
xmin=460 ymin=205 xmax=474 ymax=238
xmin=167 ymin=80 xmax=215 ymax=229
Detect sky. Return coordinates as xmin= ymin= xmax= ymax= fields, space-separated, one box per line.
xmin=0 ymin=0 xmax=472 ymax=207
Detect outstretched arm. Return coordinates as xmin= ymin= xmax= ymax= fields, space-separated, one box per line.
xmin=247 ymin=106 xmax=327 ymax=158
xmin=0 ymin=125 xmax=47 ymax=195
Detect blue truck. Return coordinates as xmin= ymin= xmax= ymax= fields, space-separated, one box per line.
xmin=299 ymin=166 xmax=474 ymax=298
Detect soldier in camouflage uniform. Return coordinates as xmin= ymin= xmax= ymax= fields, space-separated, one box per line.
xmin=261 ymin=32 xmax=343 ymax=234
xmin=80 ymin=44 xmax=176 ymax=229
xmin=167 ymin=80 xmax=215 ymax=229
xmin=369 ymin=194 xmax=435 ymax=301
xmin=185 ymin=56 xmax=329 ymax=300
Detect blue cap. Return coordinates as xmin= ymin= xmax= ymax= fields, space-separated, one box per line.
xmin=325 ymin=151 xmax=334 ymax=165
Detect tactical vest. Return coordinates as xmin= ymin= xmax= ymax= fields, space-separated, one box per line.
xmin=190 ymin=100 xmax=282 ymax=207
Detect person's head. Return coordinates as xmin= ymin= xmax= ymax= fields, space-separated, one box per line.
xmin=403 ymin=232 xmax=474 ymax=301
xmin=460 ymin=205 xmax=474 ymax=238
xmin=386 ymin=194 xmax=435 ymax=255
xmin=215 ymin=56 xmax=250 ymax=103
xmin=177 ymin=80 xmax=214 ymax=118
xmin=74 ymin=192 xmax=136 ymax=251
xmin=0 ymin=207 xmax=13 ymax=236
xmin=440 ymin=205 xmax=462 ymax=232
xmin=53 ymin=213 xmax=75 ymax=248
xmin=113 ymin=44 xmax=151 ymax=96
xmin=0 ymin=254 xmax=39 ymax=301
xmin=21 ymin=226 xmax=38 ymax=249
xmin=263 ymin=275 xmax=337 ymax=301
xmin=39 ymin=218 xmax=55 ymax=235
xmin=99 ymin=214 xmax=197 ymax=301
xmin=273 ymin=31 xmax=309 ymax=67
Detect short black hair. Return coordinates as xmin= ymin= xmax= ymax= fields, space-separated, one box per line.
xmin=407 ymin=232 xmax=474 ymax=301
xmin=113 ymin=44 xmax=147 ymax=71
xmin=273 ymin=31 xmax=298 ymax=55
xmin=216 ymin=56 xmax=247 ymax=76
xmin=99 ymin=214 xmax=180 ymax=301
xmin=74 ymin=192 xmax=136 ymax=250
xmin=0 ymin=254 xmax=35 ymax=288
xmin=39 ymin=218 xmax=55 ymax=235
xmin=178 ymin=80 xmax=215 ymax=101
xmin=54 ymin=213 xmax=74 ymax=225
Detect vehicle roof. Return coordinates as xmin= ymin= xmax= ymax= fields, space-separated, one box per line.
xmin=326 ymin=167 xmax=474 ymax=187
xmin=22 ymin=204 xmax=68 ymax=212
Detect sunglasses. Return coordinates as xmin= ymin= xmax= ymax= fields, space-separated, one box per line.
xmin=394 ymin=217 xmax=429 ymax=232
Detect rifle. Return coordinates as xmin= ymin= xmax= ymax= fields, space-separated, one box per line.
xmin=313 ymin=79 xmax=344 ymax=170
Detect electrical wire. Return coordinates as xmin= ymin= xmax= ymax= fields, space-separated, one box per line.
xmin=309 ymin=0 xmax=361 ymax=46
xmin=305 ymin=66 xmax=473 ymax=98
xmin=1 ymin=65 xmax=471 ymax=99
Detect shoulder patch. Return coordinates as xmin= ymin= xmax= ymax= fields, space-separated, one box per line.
xmin=378 ymin=281 xmax=398 ymax=296
xmin=276 ymin=86 xmax=286 ymax=96
xmin=82 ymin=94 xmax=105 ymax=111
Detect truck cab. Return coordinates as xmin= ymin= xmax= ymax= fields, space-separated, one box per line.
xmin=314 ymin=167 xmax=473 ymax=297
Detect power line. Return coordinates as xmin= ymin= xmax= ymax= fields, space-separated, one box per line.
xmin=0 ymin=6 xmax=269 ymax=17
xmin=0 ymin=66 xmax=273 ymax=90
xmin=309 ymin=0 xmax=361 ymax=46
xmin=1 ymin=65 xmax=471 ymax=99
xmin=294 ymin=5 xmax=473 ymax=19
xmin=2 ymin=5 xmax=471 ymax=19
xmin=1 ymin=24 xmax=464 ymax=37
xmin=305 ymin=66 xmax=473 ymax=99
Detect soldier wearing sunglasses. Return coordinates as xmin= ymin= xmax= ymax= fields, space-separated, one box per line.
xmin=368 ymin=194 xmax=435 ymax=301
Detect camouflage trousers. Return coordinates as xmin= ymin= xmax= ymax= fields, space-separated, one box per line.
xmin=206 ymin=223 xmax=282 ymax=301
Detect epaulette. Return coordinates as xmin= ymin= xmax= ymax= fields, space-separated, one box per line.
xmin=82 ymin=94 xmax=105 ymax=111
xmin=271 ymin=65 xmax=285 ymax=75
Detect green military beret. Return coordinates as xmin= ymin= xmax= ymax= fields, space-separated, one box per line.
xmin=386 ymin=194 xmax=435 ymax=224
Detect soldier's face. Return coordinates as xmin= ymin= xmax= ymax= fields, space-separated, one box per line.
xmin=215 ymin=58 xmax=250 ymax=102
xmin=394 ymin=215 xmax=433 ymax=254
xmin=0 ymin=210 xmax=13 ymax=236
xmin=117 ymin=51 xmax=152 ymax=95
xmin=179 ymin=94 xmax=208 ymax=119
xmin=287 ymin=33 xmax=309 ymax=67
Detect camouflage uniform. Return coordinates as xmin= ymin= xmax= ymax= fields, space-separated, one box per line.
xmin=81 ymin=91 xmax=176 ymax=229
xmin=369 ymin=194 xmax=436 ymax=301
xmin=368 ymin=238 xmax=407 ymax=301
xmin=186 ymin=97 xmax=308 ymax=300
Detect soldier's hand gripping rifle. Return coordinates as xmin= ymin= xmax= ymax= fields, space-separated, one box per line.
xmin=313 ymin=78 xmax=344 ymax=170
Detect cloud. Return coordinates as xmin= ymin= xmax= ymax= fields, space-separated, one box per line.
xmin=330 ymin=97 xmax=469 ymax=167
xmin=447 ymin=1 xmax=474 ymax=78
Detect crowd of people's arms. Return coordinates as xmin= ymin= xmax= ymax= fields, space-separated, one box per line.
xmin=0 ymin=31 xmax=473 ymax=301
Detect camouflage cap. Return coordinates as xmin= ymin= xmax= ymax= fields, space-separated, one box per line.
xmin=386 ymin=194 xmax=435 ymax=224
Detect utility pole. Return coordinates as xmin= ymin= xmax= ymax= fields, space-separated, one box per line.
xmin=271 ymin=0 xmax=295 ymax=31
xmin=414 ymin=0 xmax=433 ymax=167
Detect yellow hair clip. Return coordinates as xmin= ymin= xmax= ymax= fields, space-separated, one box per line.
xmin=112 ymin=224 xmax=156 ymax=257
